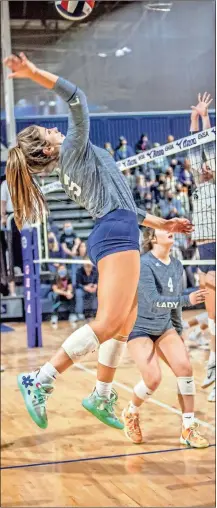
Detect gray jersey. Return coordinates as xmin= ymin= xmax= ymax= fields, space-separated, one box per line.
xmin=133 ymin=252 xmax=191 ymax=336
xmin=54 ymin=78 xmax=146 ymax=225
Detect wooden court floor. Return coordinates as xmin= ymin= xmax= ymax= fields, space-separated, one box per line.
xmin=1 ymin=310 xmax=215 ymax=508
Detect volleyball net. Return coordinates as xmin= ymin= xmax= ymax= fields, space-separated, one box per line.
xmin=37 ymin=126 xmax=216 ymax=267
xmin=19 ymin=127 xmax=215 ymax=347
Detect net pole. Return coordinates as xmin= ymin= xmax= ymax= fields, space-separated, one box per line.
xmin=1 ymin=0 xmax=16 ymax=148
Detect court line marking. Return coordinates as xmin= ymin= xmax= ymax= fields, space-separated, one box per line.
xmin=75 ymin=363 xmax=215 ymax=431
xmin=1 ymin=444 xmax=215 ymax=471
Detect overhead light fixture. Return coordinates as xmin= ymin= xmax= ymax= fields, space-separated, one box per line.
xmin=146 ymin=3 xmax=172 ymax=12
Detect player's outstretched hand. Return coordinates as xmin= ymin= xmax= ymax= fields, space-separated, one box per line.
xmin=164 ymin=218 xmax=194 ymax=234
xmin=191 ymin=92 xmax=213 ymax=118
xmin=189 ymin=289 xmax=208 ymax=306
xmin=3 ymin=52 xmax=36 ymax=79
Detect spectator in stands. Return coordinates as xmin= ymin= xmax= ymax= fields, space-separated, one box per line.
xmin=169 ymin=158 xmax=181 ymax=177
xmin=144 ymin=192 xmax=154 ymax=213
xmin=148 ymin=143 xmax=168 ymax=177
xmin=47 ymin=232 xmax=62 ymax=273
xmin=104 ymin=142 xmax=114 ymax=157
xmin=132 ymin=175 xmax=148 ymax=210
xmin=60 ymin=221 xmax=81 ymax=258
xmin=143 ymin=164 xmax=156 ymax=189
xmin=153 ymin=175 xmax=166 ymax=203
xmin=51 ymin=264 xmax=76 ymax=326
xmin=114 ymin=136 xmax=134 ymax=161
xmin=75 ymin=260 xmax=98 ymax=320
xmin=167 ymin=134 xmax=175 ymax=143
xmin=178 ymin=158 xmax=194 ymax=188
xmin=47 ymin=215 xmax=59 ymax=239
xmin=71 ymin=241 xmax=87 ymax=286
xmin=1 ymin=178 xmax=23 ymax=296
xmin=77 ymin=241 xmax=87 ymax=258
xmin=175 ymin=182 xmax=190 ymax=218
xmin=122 ymin=168 xmax=135 ymax=190
xmin=160 ymin=189 xmax=183 ymax=218
xmin=135 ymin=133 xmax=151 ymax=153
xmin=164 ymin=166 xmax=177 ymax=193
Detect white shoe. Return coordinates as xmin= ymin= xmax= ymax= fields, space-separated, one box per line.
xmin=182 ymin=320 xmax=189 ymax=330
xmin=201 ymin=363 xmax=216 ymax=388
xmin=188 ymin=326 xmax=202 ymax=343
xmin=198 ymin=337 xmax=210 ymax=351
xmin=208 ymin=385 xmax=215 ymax=402
xmin=51 ymin=315 xmax=58 ymax=325
xmin=69 ymin=313 xmax=77 ymax=323
xmin=77 ymin=313 xmax=85 ymax=321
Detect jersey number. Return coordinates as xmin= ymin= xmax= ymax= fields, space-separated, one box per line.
xmin=168 ymin=277 xmax=173 ymax=292
xmin=64 ymin=174 xmax=81 ymax=197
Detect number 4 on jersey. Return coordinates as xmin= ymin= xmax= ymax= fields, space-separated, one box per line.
xmin=168 ymin=277 xmax=173 ymax=292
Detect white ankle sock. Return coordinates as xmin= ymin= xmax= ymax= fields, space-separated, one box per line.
xmin=182 ymin=412 xmax=194 ymax=429
xmin=208 ymin=351 xmax=216 ymax=366
xmin=96 ymin=380 xmax=112 ymax=399
xmin=37 ymin=362 xmax=58 ymax=385
xmin=128 ymin=401 xmax=140 ymax=414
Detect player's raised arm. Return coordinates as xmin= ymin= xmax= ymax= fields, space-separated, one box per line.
xmin=190 ymin=92 xmax=213 ymax=131
xmin=3 ymin=52 xmax=90 ymax=148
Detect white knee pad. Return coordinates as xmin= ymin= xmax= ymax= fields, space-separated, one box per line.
xmin=134 ymin=380 xmax=153 ymax=400
xmin=98 ymin=338 xmax=126 ymax=368
xmin=177 ymin=376 xmax=196 ymax=395
xmin=62 ymin=324 xmax=99 ymax=360
xmin=208 ymin=318 xmax=215 ymax=336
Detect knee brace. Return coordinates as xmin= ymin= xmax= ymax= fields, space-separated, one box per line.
xmin=208 ymin=318 xmax=216 ymax=336
xmin=62 ymin=324 xmax=99 ymax=360
xmin=177 ymin=376 xmax=196 ymax=395
xmin=134 ymin=380 xmax=153 ymax=400
xmin=98 ymin=338 xmax=126 ymax=368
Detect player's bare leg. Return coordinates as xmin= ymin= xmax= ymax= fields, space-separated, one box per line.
xmin=201 ymin=271 xmax=216 ymax=395
xmin=82 ymin=274 xmax=139 ymax=429
xmin=18 ymin=250 xmax=140 ymax=429
xmin=157 ymin=331 xmax=209 ymax=448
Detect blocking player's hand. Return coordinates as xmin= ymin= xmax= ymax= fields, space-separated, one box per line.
xmin=164 ymin=217 xmax=194 ymax=234
xmin=191 ymin=92 xmax=213 ymax=118
xmin=189 ymin=289 xmax=208 ymax=306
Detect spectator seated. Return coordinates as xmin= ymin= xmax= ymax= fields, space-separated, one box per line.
xmin=60 ymin=221 xmax=81 ymax=259
xmin=75 ymin=260 xmax=98 ymax=319
xmin=50 ymin=264 xmax=76 ymax=325
xmin=114 ymin=136 xmax=134 ymax=161
xmin=47 ymin=232 xmax=62 ymax=273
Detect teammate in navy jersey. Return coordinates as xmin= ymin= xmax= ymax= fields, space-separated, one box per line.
xmin=121 ymin=227 xmax=209 ymax=448
xmin=4 ymin=53 xmax=193 ymax=431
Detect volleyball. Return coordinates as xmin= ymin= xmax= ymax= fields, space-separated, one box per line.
xmin=55 ymin=1 xmax=95 ymax=21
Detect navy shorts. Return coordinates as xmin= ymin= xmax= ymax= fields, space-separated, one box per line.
xmin=87 ymin=209 xmax=140 ymax=266
xmin=128 ymin=326 xmax=173 ymax=343
xmin=198 ymin=242 xmax=216 ymax=274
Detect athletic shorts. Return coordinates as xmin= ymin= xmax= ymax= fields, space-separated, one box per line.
xmin=198 ymin=242 xmax=216 ymax=274
xmin=87 ymin=209 xmax=140 ymax=266
xmin=128 ymin=326 xmax=173 ymax=343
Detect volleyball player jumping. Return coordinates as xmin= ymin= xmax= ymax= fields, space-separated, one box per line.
xmin=121 ymin=228 xmax=209 ymax=448
xmin=4 ymin=53 xmax=193 ymax=430
xmin=190 ymin=92 xmax=216 ymax=402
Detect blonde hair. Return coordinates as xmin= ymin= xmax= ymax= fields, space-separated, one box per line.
xmin=6 ymin=125 xmax=58 ymax=230
xmin=142 ymin=228 xmax=156 ymax=253
xmin=48 ymin=232 xmax=59 ymax=252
